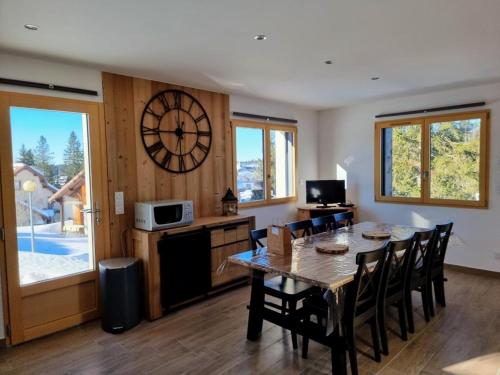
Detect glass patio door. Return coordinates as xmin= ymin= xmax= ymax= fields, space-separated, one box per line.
xmin=0 ymin=92 xmax=107 ymax=344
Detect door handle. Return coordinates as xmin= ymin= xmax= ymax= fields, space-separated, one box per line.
xmin=82 ymin=202 xmax=102 ymax=225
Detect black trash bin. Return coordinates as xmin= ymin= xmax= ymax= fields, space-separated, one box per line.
xmin=99 ymin=257 xmax=142 ymax=333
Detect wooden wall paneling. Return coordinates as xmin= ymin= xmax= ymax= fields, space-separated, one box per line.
xmin=102 ymin=73 xmax=231 ymax=256
xmin=213 ymin=93 xmax=227 ymax=214
xmin=151 ymin=80 xmax=171 ymax=202
xmin=226 ymin=100 xmax=235 ymax=192
xmin=134 ymin=78 xmax=155 ymax=203
xmin=200 ymin=90 xmax=215 ymax=216
xmin=103 ymin=73 xmax=138 ymax=257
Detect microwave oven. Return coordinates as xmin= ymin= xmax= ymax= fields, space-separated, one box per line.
xmin=134 ymin=200 xmax=193 ymax=231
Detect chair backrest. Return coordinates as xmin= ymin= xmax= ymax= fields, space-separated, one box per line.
xmin=250 ymin=228 xmax=267 ymax=250
xmin=431 ymin=222 xmax=453 ymax=268
xmin=344 ymin=245 xmax=387 ymax=322
xmin=333 ymin=211 xmax=353 ymax=227
xmin=311 ymin=215 xmax=335 ymax=234
xmin=409 ymin=229 xmax=435 ymax=278
xmin=380 ymin=237 xmax=415 ymax=298
xmin=285 ymin=219 xmax=313 ymax=239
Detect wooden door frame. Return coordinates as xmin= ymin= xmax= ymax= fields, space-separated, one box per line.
xmin=0 ymin=105 xmax=12 ymax=343
xmin=0 ymin=91 xmax=110 ymax=344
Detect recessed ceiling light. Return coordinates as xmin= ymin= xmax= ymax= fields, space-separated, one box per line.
xmin=253 ymin=34 xmax=267 ymax=41
xmin=24 ymin=24 xmax=39 ymax=31
xmin=324 ymin=60 xmax=334 ymax=65
xmin=371 ymin=77 xmax=380 ymax=81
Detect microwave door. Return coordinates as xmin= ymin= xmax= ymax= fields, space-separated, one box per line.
xmin=153 ymin=204 xmax=183 ymax=225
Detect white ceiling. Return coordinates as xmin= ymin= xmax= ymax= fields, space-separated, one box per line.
xmin=1 ymin=0 xmax=500 ymax=109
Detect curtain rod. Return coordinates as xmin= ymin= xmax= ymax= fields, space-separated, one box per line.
xmin=375 ymin=102 xmax=486 ymax=118
xmin=0 ymin=78 xmax=99 ymax=96
xmin=232 ymin=111 xmax=297 ymax=124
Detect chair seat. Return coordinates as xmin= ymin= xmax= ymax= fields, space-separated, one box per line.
xmin=264 ymin=276 xmax=315 ymax=300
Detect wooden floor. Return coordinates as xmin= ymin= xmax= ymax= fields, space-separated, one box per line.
xmin=1 ymin=268 xmax=499 ymax=375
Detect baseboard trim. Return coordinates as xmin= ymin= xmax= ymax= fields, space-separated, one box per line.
xmin=445 ymin=263 xmax=500 ymax=279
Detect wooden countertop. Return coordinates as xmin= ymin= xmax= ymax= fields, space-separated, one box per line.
xmin=132 ymin=214 xmax=253 ymax=237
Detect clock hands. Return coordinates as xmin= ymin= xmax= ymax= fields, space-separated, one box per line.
xmin=142 ymin=90 xmax=212 ymax=173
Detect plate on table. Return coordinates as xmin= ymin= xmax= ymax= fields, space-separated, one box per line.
xmin=362 ymin=230 xmax=391 ymax=240
xmin=315 ymin=243 xmax=349 ymax=254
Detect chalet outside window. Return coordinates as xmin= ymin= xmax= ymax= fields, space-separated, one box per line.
xmin=233 ymin=120 xmax=297 ymax=207
xmin=374 ymin=110 xmax=489 ymax=208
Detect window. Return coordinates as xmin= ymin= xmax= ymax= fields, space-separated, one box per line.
xmin=375 ymin=110 xmax=489 ymax=208
xmin=233 ymin=120 xmax=297 ymax=206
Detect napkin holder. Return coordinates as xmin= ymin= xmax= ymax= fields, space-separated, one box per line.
xmin=267 ymin=225 xmax=292 ymax=255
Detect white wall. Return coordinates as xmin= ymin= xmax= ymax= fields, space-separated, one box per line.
xmin=0 ymin=52 xmax=102 ymax=101
xmin=230 ymin=94 xmax=319 ymax=229
xmin=318 ymin=82 xmax=500 ymax=272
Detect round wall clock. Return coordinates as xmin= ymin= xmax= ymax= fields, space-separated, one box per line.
xmin=140 ymin=89 xmax=212 ymax=173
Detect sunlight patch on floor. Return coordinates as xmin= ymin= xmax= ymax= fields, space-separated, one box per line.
xmin=443 ymin=352 xmax=500 ymax=375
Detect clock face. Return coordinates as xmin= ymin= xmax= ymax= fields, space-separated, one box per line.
xmin=140 ymin=89 xmax=212 ymax=173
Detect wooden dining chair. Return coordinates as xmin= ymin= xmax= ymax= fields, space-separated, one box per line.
xmin=405 ymin=229 xmax=435 ymax=333
xmin=333 ymin=211 xmax=354 ymax=228
xmin=378 ymin=237 xmax=414 ymax=355
xmin=250 ymin=228 xmax=316 ymax=350
xmin=301 ymin=246 xmax=387 ymax=375
xmin=428 ymin=222 xmax=453 ymax=316
xmin=311 ymin=215 xmax=336 ymax=234
xmin=285 ymin=219 xmax=313 ymax=239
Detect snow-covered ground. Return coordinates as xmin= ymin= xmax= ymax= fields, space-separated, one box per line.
xmin=16 ymin=222 xmax=91 ymax=285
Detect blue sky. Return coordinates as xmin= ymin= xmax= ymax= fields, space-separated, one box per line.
xmin=10 ymin=107 xmax=85 ymax=164
xmin=236 ymin=127 xmax=263 ymax=161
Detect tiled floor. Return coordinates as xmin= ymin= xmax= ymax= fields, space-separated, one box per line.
xmin=0 ymin=268 xmax=499 ymax=374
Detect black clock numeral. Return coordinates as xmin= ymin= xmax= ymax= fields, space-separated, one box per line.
xmin=158 ymin=94 xmax=170 ymax=112
xmin=195 ymin=114 xmax=207 ymax=123
xmin=178 ymin=155 xmax=186 ymax=172
xmin=186 ymin=98 xmax=195 ymax=113
xmin=145 ymin=107 xmax=163 ymax=121
xmin=142 ymin=126 xmax=159 ymax=135
xmin=147 ymin=141 xmax=164 ymax=157
xmin=189 ymin=152 xmax=199 ymax=166
xmin=161 ymin=151 xmax=173 ymax=169
xmin=197 ymin=130 xmax=211 ymax=137
xmin=196 ymin=141 xmax=209 ymax=155
xmin=173 ymin=92 xmax=181 ymax=109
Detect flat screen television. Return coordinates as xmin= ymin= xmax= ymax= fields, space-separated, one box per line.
xmin=306 ymin=180 xmax=346 ymax=207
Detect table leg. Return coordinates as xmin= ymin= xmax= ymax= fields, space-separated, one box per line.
xmin=331 ymin=327 xmax=347 ymax=375
xmin=247 ymin=269 xmax=265 ymax=341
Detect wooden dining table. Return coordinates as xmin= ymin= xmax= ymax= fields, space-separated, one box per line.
xmin=227 ymin=221 xmax=424 ymax=375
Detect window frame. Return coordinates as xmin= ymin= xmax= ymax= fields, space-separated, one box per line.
xmin=374 ymin=110 xmax=489 ymax=208
xmin=232 ymin=119 xmax=298 ymax=208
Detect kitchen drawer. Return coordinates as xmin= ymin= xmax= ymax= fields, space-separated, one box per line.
xmin=236 ymin=224 xmax=249 ymax=241
xmin=211 ymin=241 xmax=249 ymax=286
xmin=210 ymin=221 xmax=250 ymax=248
xmin=210 ymin=229 xmax=225 ymax=248
xmin=224 ymin=228 xmax=237 ymax=244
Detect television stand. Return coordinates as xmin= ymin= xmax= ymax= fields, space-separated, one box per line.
xmin=316 ymin=205 xmax=335 ymax=209
xmin=297 ymin=204 xmax=358 ymax=222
